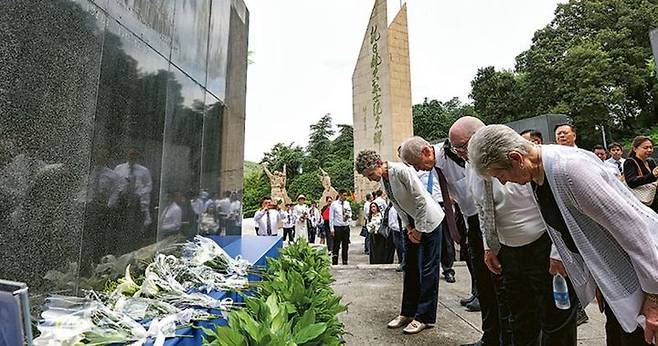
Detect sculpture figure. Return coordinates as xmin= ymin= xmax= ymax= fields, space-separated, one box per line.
xmin=319 ymin=167 xmax=338 ymax=203
xmin=261 ymin=163 xmax=292 ymax=205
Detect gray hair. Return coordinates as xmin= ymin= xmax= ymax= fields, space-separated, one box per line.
xmin=355 ymin=150 xmax=382 ymax=174
xmin=468 ymin=125 xmax=532 ymax=176
xmin=399 ymin=136 xmax=431 ymax=164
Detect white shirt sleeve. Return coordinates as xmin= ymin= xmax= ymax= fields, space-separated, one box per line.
xmin=254 ymin=209 xmax=266 ymax=223
xmin=161 ymin=205 xmax=182 ymax=231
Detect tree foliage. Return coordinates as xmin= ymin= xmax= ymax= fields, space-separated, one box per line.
xmin=469 ymin=67 xmax=526 ymax=124
xmin=306 ymin=113 xmax=334 ymax=169
xmin=492 ymin=0 xmax=658 ymax=148
xmin=412 ymin=97 xmax=476 ymax=142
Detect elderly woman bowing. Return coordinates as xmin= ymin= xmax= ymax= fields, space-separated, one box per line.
xmin=355 ymin=149 xmax=445 ymax=335
xmin=468 ymin=124 xmax=658 ymax=345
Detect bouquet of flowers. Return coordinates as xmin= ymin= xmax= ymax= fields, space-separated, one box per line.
xmin=35 ymin=236 xmax=252 ymax=345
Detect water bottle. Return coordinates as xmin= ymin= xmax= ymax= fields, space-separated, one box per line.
xmin=553 ymin=273 xmax=571 ymax=310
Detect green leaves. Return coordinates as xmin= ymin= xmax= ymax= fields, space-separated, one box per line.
xmin=413 ymin=97 xmax=476 ymax=142
xmin=202 ymin=240 xmax=346 ymax=346
xmin=293 ymin=323 xmax=327 ymax=344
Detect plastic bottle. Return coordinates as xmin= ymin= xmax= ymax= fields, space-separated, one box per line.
xmin=553 ymin=273 xmax=571 ymax=310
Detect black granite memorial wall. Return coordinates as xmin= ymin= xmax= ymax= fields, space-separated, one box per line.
xmin=0 ymin=0 xmax=248 ymax=307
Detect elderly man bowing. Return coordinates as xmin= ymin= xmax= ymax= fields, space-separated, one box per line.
xmin=468 ymin=124 xmax=658 ymax=345
xmin=355 ymin=149 xmax=445 ymax=334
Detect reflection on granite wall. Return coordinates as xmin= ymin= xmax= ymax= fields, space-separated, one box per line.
xmin=0 ymin=0 xmax=249 ymax=307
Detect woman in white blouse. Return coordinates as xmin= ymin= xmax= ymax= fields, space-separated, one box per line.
xmin=468 ymin=124 xmax=658 ymax=345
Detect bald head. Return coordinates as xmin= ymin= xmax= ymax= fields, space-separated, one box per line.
xmin=448 ymin=116 xmax=485 ymax=159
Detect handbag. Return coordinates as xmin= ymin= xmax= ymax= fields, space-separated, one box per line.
xmin=360 ymin=226 xmax=368 ymax=237
xmin=626 ymin=158 xmax=657 ymax=206
xmin=376 ymin=206 xmax=392 ymax=238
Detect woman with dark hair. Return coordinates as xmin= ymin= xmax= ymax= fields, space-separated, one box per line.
xmin=624 ymin=136 xmax=658 ymax=213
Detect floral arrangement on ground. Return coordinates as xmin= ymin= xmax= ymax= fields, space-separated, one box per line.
xmin=34 ymin=236 xmax=257 ymax=345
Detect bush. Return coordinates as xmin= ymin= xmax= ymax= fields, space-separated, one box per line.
xmin=203 ymin=240 xmax=347 ymax=346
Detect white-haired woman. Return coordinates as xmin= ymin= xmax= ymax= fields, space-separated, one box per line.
xmin=355 ymin=149 xmax=445 ymax=334
xmin=468 ymin=124 xmax=658 ymax=345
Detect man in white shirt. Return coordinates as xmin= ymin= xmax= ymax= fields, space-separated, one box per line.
xmin=215 ymin=191 xmax=232 ymax=233
xmin=450 ymin=116 xmax=577 ymax=345
xmin=253 ymin=196 xmax=285 ymax=236
xmin=114 ymin=147 xmax=153 ymax=226
xmin=400 ymin=135 xmax=508 ymax=346
xmin=158 ymin=192 xmax=182 ymax=238
xmin=281 ymin=203 xmax=297 ymax=243
xmin=356 ymin=149 xmax=444 ymax=335
xmin=226 ymin=192 xmax=243 ymax=235
xmin=329 ymin=189 xmax=352 ymax=265
xmin=363 ymin=193 xmax=373 ymax=220
xmin=605 ymin=142 xmax=626 ymax=177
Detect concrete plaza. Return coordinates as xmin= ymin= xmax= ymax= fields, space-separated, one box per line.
xmin=330 ymin=226 xmax=607 ymax=346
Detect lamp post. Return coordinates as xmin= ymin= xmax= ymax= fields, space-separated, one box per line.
xmin=595 ymin=125 xmax=607 ymax=148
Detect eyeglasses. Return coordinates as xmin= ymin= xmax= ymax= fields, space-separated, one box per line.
xmin=451 ymin=138 xmax=470 ymax=153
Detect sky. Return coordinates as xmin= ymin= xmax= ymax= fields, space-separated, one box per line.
xmin=242 ymin=0 xmax=564 ymax=162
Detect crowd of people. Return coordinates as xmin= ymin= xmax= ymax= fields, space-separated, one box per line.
xmin=353 ymin=118 xmax=658 ymax=346
xmin=253 ymin=191 xmax=355 ymax=265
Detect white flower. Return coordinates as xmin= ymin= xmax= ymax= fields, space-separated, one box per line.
xmin=114 ymin=265 xmax=140 ymax=296
xmin=137 ymin=270 xmax=161 ymax=297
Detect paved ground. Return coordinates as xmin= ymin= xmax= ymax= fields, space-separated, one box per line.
xmin=328 ymin=225 xmax=607 ymax=346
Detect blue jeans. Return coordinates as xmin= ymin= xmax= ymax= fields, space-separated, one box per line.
xmin=400 ymin=224 xmax=442 ymax=324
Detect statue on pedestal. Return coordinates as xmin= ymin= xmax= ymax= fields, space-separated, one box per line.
xmin=261 ymin=163 xmax=292 ymax=206
xmin=319 ymin=167 xmax=338 ymax=203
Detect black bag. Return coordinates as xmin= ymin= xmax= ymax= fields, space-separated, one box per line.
xmin=360 ymin=226 xmax=368 ymax=237
xmin=377 ymin=205 xmax=392 ymax=238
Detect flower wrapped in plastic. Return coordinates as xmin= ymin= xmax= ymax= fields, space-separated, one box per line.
xmin=183 ymin=235 xmax=255 ymax=277
xmin=34 ymin=293 xmax=220 ymax=346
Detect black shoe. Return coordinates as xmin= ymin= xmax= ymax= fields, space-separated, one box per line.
xmin=460 ymin=340 xmax=485 ymax=346
xmin=444 ymin=272 xmax=456 ymax=283
xmin=342 ymin=262 xmax=348 ymax=265
xmin=459 ymin=295 xmax=476 ymax=306
xmin=465 ymin=297 xmax=481 ymax=312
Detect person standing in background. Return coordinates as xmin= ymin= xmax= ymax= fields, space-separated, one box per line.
xmin=329 ymin=190 xmax=352 ymax=265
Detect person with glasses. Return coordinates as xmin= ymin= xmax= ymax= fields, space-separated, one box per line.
xmin=400 ymin=131 xmax=511 ymax=346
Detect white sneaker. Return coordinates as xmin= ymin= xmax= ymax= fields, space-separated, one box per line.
xmin=387 ymin=315 xmax=413 ymax=329
xmin=402 ymin=320 xmax=431 ymax=334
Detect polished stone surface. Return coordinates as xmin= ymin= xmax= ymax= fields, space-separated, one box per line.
xmin=171 ymin=0 xmax=210 ymax=85
xmin=207 ymin=0 xmax=232 ymax=100
xmin=0 ymin=0 xmax=105 ymax=295
xmin=0 ymin=0 xmax=249 ymax=311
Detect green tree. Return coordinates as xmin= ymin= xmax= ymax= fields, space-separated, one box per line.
xmin=413 ymin=97 xmax=476 ymax=141
xmin=242 ymin=168 xmax=270 ymax=217
xmin=306 ymin=114 xmax=334 ymax=169
xmin=261 ymin=142 xmax=306 ymax=181
xmin=469 ymin=67 xmax=526 ymax=124
xmin=514 ymin=0 xmax=658 ymax=145
xmin=329 ymin=124 xmax=353 ymax=162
